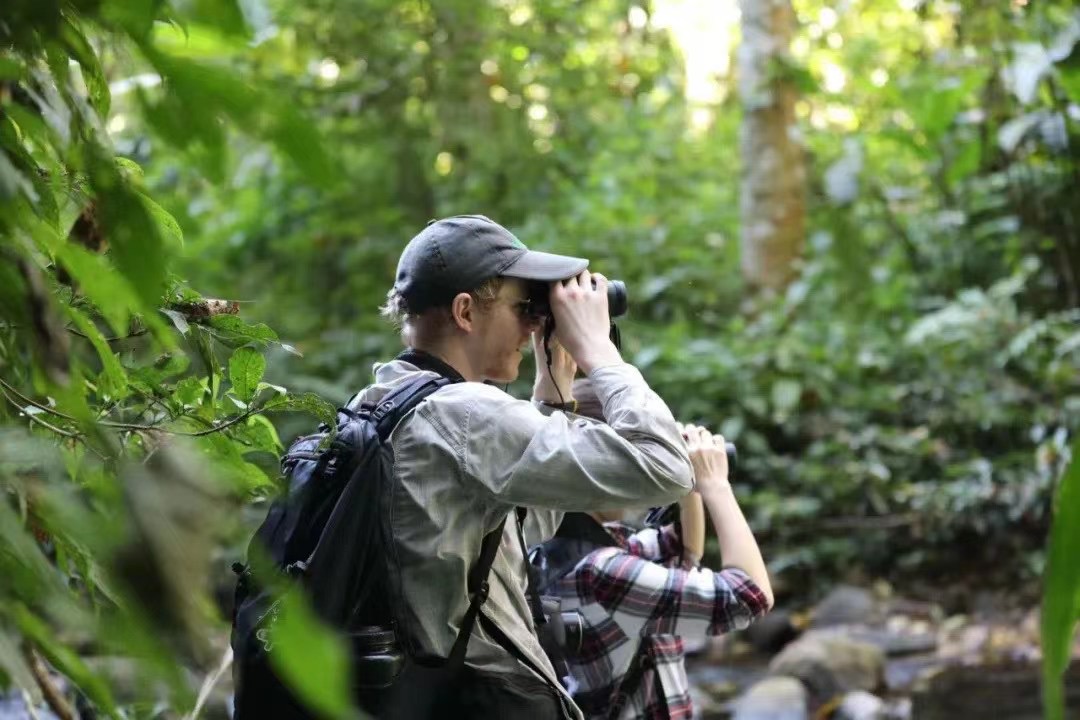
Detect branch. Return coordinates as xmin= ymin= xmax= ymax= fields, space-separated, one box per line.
xmin=66 ymin=326 xmax=149 ymax=342
xmin=0 ymin=377 xmax=259 ymax=438
xmin=0 ymin=386 xmax=80 ymax=439
xmin=24 ymin=644 xmax=76 ymax=720
xmin=183 ymin=647 xmax=233 ymax=720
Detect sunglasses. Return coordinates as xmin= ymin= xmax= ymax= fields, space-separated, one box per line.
xmin=512 ymin=298 xmax=546 ymax=321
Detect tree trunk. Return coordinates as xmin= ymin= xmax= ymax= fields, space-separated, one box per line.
xmin=737 ymin=0 xmax=806 ymax=292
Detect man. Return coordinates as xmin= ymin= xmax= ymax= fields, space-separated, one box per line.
xmin=533 ymin=379 xmax=773 ymax=719
xmin=367 ymin=215 xmax=694 ymax=718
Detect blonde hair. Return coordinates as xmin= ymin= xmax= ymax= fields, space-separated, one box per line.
xmin=380 ymin=276 xmax=505 ymax=335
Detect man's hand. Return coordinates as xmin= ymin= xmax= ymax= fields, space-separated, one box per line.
xmin=532 ymin=331 xmax=576 ymax=403
xmin=550 ymin=271 xmax=621 ymax=373
xmin=677 ymin=423 xmax=731 ymax=497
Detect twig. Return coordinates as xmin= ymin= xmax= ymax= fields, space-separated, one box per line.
xmin=0 ymin=387 xmax=80 ymax=439
xmin=0 ymin=377 xmax=260 ymax=438
xmin=67 ymin=326 xmax=149 ymax=342
xmin=23 ymin=644 xmax=75 ymax=720
xmin=183 ymin=647 xmax=233 ymax=720
xmin=0 ymin=378 xmax=78 ymax=422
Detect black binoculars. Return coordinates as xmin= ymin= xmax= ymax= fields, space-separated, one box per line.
xmin=527 ymin=279 xmax=628 ymax=319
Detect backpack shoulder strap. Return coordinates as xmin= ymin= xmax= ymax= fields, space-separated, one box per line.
xmin=369 ymin=374 xmax=456 ymax=441
xmin=445 ymin=520 xmax=503 ymax=666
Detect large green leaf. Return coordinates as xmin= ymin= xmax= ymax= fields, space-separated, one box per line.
xmin=1042 ymin=437 xmax=1080 ymax=720
xmin=268 ymin=589 xmax=356 ymax=720
xmin=229 ymin=346 xmax=266 ymax=402
xmin=65 ymin=305 xmax=130 ymax=401
xmin=208 ymin=314 xmax=279 ymax=346
xmin=140 ymin=192 xmax=185 ymax=252
xmin=0 ymin=628 xmax=40 ymax=703
xmin=45 ymin=237 xmax=140 ymax=337
xmin=86 ymin=150 xmax=167 ymax=310
xmin=8 ymin=604 xmax=120 ymax=719
xmin=263 ymin=392 xmax=337 ymax=428
xmin=59 ymin=14 xmax=111 ymax=116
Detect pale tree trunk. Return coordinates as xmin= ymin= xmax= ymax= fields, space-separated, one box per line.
xmin=737 ymin=0 xmax=806 ymax=292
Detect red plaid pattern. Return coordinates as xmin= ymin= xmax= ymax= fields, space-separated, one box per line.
xmin=552 ymin=522 xmax=769 ymax=719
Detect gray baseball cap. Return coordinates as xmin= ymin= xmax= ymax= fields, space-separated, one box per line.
xmin=393 ymin=214 xmax=589 ymax=312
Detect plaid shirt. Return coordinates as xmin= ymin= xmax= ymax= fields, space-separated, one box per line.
xmin=551 ymin=522 xmax=769 ymax=720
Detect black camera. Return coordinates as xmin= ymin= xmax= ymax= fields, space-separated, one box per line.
xmin=526 ymin=279 xmax=628 ymax=319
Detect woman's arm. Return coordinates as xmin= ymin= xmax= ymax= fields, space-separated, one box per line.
xmin=681 ymin=423 xmax=773 ymax=609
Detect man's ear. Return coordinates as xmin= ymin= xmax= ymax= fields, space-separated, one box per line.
xmin=449 ymin=292 xmax=475 ymax=333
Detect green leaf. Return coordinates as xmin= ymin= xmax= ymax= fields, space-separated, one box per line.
xmin=66 ymin=306 xmax=129 ymax=400
xmin=229 ymin=346 xmax=266 ymax=402
xmin=263 ymin=392 xmax=337 ymax=428
xmin=1041 ymin=437 xmax=1080 ymax=720
xmin=0 ymin=151 xmax=38 ymax=202
xmin=8 ymin=604 xmax=120 ymax=719
xmin=0 ymin=56 xmax=25 ymax=81
xmin=1059 ymin=65 xmax=1080 ymax=105
xmin=140 ymin=192 xmax=184 ymax=251
xmin=231 ymin=414 xmax=283 ymax=454
xmin=268 ymin=589 xmax=356 ymax=719
xmin=0 ymin=628 xmax=40 ymax=703
xmin=208 ymin=314 xmax=279 ymax=346
xmin=172 ymin=377 xmax=207 ymax=407
xmin=46 ymin=237 xmax=141 ymax=337
xmin=192 ymin=432 xmax=270 ymax=491
xmin=86 ymin=148 xmax=167 ymax=309
xmin=60 ymin=15 xmax=111 ymax=116
xmin=128 ymin=353 xmax=190 ymax=388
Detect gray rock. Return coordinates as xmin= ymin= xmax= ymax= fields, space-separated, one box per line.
xmin=812 ymin=624 xmax=937 ymax=657
xmin=835 ymin=690 xmax=886 ymax=720
xmin=768 ymin=630 xmax=885 ymax=702
xmin=732 ymin=676 xmax=808 ymax=720
xmin=811 ymin=585 xmax=878 ymax=628
xmin=740 ymin=609 xmax=801 ymax=654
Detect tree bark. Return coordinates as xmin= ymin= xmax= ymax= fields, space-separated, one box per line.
xmin=737 ymin=0 xmax=806 ymax=292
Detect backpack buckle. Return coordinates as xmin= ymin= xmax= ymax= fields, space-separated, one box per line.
xmin=371 ymin=399 xmax=396 ymax=421
xmin=475 ymin=580 xmax=490 ymax=605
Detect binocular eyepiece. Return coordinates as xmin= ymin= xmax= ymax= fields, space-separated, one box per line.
xmin=528 ymin=279 xmax=628 ymax=319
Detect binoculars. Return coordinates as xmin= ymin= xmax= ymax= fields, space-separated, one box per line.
xmin=528 ymin=279 xmax=628 ymax=319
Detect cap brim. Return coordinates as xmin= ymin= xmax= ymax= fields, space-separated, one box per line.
xmin=501 ymin=250 xmax=588 ymax=282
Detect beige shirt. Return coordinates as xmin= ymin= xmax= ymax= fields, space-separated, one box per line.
xmin=356 ymin=358 xmax=693 ymax=718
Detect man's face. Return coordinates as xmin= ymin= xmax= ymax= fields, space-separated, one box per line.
xmin=472 ymin=278 xmax=544 ymax=384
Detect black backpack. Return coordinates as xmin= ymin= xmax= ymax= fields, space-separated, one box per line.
xmin=529 ymin=512 xmax=662 ymax=719
xmin=230 ymin=372 xmax=516 ymax=718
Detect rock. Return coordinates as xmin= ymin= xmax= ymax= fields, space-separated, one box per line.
xmin=835 ymin=690 xmax=886 ymax=720
xmin=732 ymin=676 xmax=808 ymax=720
xmin=768 ymin=630 xmax=885 ymax=702
xmin=811 ymin=585 xmax=879 ymax=628
xmin=911 ymin=661 xmax=1080 ymax=719
xmin=844 ymin=626 xmax=937 ymax=657
xmin=0 ymin=693 xmax=63 ymax=720
xmin=690 ymin=684 xmax=729 ymax=720
xmin=740 ymin=609 xmax=801 ymax=654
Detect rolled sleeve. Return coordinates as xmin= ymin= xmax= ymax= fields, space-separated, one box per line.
xmin=578 ymin=549 xmax=770 ymax=640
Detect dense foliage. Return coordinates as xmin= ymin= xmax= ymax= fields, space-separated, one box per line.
xmin=1 ymin=0 xmax=1078 ymax=715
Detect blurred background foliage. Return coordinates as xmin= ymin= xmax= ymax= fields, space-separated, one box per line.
xmin=1 ymin=0 xmax=1079 ymax=716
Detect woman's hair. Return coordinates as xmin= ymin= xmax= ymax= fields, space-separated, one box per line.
xmin=571 ymin=377 xmax=606 ymax=422
xmin=380 ymin=276 xmax=505 ymax=333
